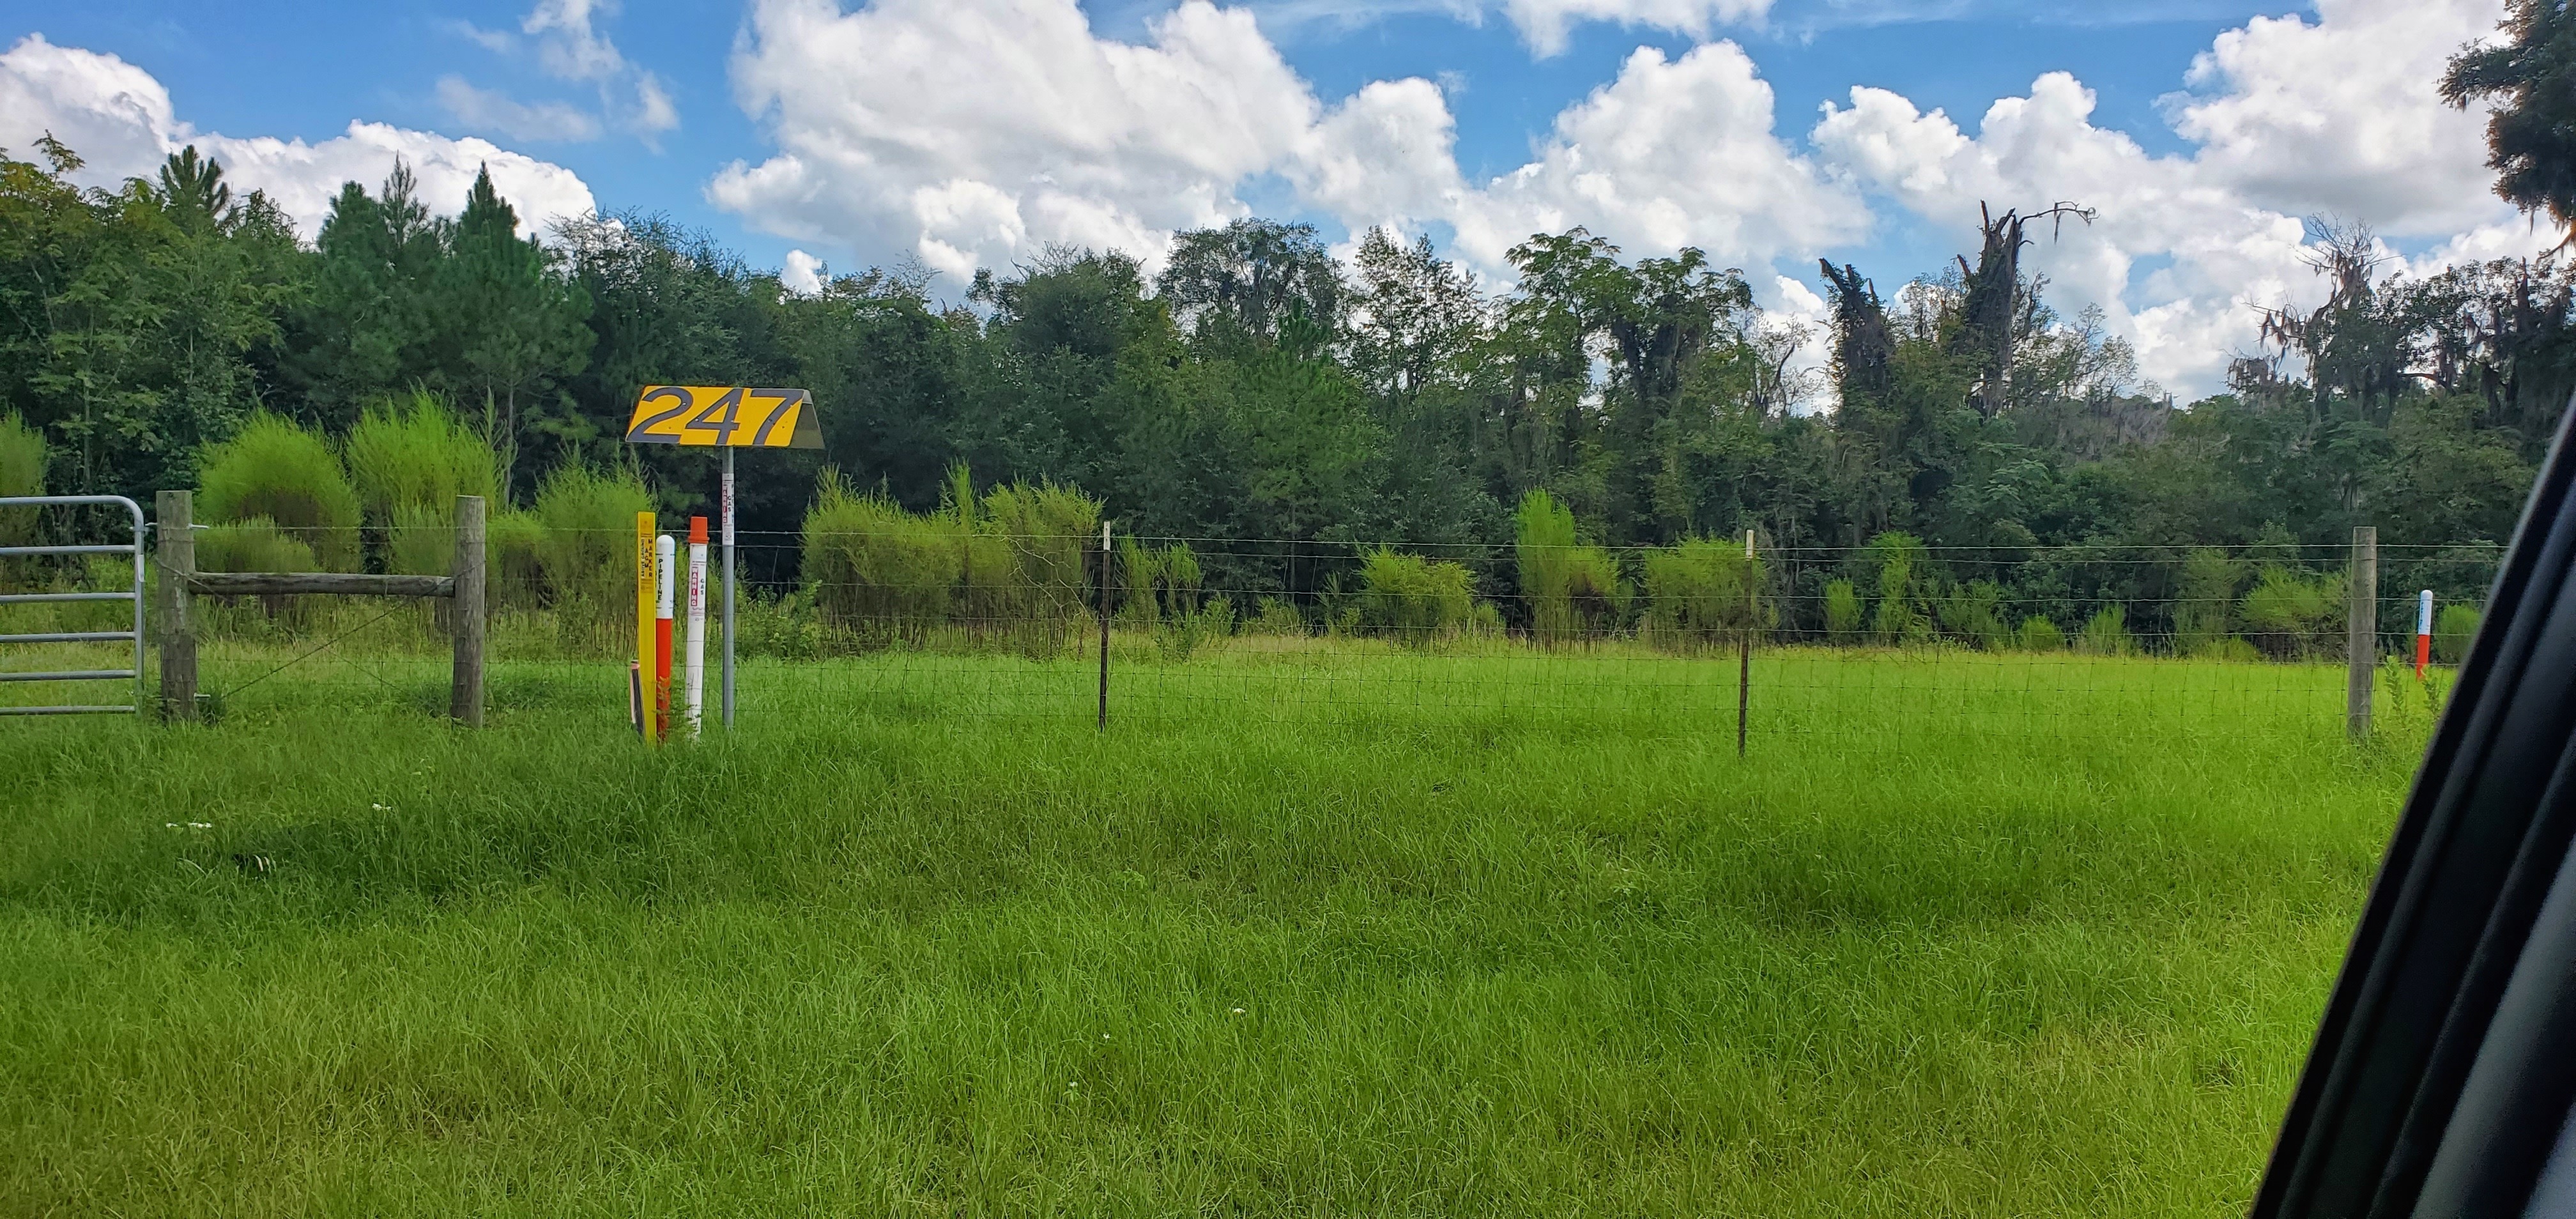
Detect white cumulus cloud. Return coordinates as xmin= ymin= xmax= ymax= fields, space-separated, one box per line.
xmin=0 ymin=34 xmax=597 ymax=240
xmin=715 ymin=0 xmax=1319 ymax=281
xmin=1809 ymin=0 xmax=2533 ymax=397
xmin=717 ymin=0 xmax=1853 ymax=286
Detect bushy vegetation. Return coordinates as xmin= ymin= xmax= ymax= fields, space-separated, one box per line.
xmin=194 ymin=413 xmax=361 ymax=571
xmin=1640 ymin=536 xmax=1764 ymax=647
xmin=1514 ymin=490 xmax=1628 ymax=642
xmin=805 ymin=468 xmax=1102 ymax=652
xmin=2241 ymin=567 xmax=2347 ymax=659
xmin=2435 ymin=602 xmax=2483 ymax=664
xmin=0 ymin=413 xmax=43 ymax=549
xmin=1354 ymin=548 xmax=1476 ymax=642
xmin=531 ymin=464 xmax=652 ymax=641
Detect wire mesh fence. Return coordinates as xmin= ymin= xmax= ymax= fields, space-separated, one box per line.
xmin=0 ymin=502 xmax=2492 ymax=747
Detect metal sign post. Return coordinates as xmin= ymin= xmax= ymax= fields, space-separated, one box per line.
xmin=624 ymin=385 xmax=820 ymax=732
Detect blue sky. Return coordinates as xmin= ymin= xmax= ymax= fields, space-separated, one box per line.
xmin=0 ymin=0 xmax=2532 ymax=397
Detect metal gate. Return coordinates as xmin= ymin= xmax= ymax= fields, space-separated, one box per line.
xmin=0 ymin=495 xmax=147 ymax=716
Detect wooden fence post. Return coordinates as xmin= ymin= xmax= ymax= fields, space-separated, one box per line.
xmin=2347 ymin=525 xmax=2377 ymax=739
xmin=155 ymin=489 xmax=195 ymax=722
xmin=450 ymin=494 xmax=485 ymax=726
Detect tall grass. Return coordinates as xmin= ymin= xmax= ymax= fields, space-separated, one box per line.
xmin=2174 ymin=547 xmax=2246 ymax=656
xmin=343 ymin=392 xmax=499 ymax=521
xmin=1864 ymin=530 xmax=1932 ymax=643
xmin=805 ymin=473 xmax=960 ymax=643
xmin=1514 ymin=489 xmax=1627 ymax=641
xmin=2242 ymin=565 xmax=2346 ymax=659
xmin=1354 ymin=547 xmax=1475 ymax=642
xmin=195 ymin=413 xmax=360 ymax=571
xmin=1640 ymin=536 xmax=1765 ymax=648
xmin=345 ymin=393 xmax=499 ymax=576
xmin=0 ymin=648 xmax=2415 ymax=1216
xmin=806 ymin=468 xmax=1101 ymax=652
xmin=0 ymin=412 xmax=44 ymax=553
xmin=532 ymin=464 xmax=652 ymax=645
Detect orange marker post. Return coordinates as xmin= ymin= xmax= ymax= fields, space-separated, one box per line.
xmin=2416 ymin=588 xmax=2434 ymax=680
xmin=655 ymin=533 xmax=677 ymax=740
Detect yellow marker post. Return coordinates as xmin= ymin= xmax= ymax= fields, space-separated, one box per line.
xmin=636 ymin=510 xmax=658 ymax=744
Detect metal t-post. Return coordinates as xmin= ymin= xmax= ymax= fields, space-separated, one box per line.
xmin=2347 ymin=525 xmax=2378 ymax=739
xmin=722 ymin=445 xmax=735 ymax=728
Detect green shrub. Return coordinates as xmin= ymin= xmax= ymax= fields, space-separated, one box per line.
xmin=736 ymin=586 xmax=820 ymax=661
xmin=533 ymin=464 xmax=652 ymax=638
xmin=1117 ymin=537 xmax=1203 ymax=627
xmin=2239 ymin=567 xmax=2345 ymax=659
xmin=803 ymin=473 xmax=959 ymax=645
xmin=384 ymin=501 xmax=455 ymax=576
xmin=0 ymin=412 xmax=44 ymax=550
xmin=1355 ymin=548 xmax=1476 ymax=643
xmin=1158 ymin=595 xmax=1232 ymax=661
xmin=2434 ymin=602 xmax=2481 ymax=665
xmin=1823 ymin=578 xmax=1863 ymax=640
xmin=1514 ymin=489 xmax=1628 ymax=641
xmin=974 ymin=479 xmax=1098 ymax=648
xmin=196 ymin=413 xmax=360 ymax=571
xmin=2076 ymin=604 xmax=2136 ymax=656
xmin=2173 ymin=546 xmax=2245 ymax=656
xmin=2012 ymin=615 xmax=2065 ymax=652
xmin=196 ymin=518 xmax=319 ymax=574
xmin=344 ymin=392 xmax=498 ymax=524
xmin=1863 ymin=532 xmax=1932 ymax=644
xmin=1641 ymin=537 xmax=1763 ymax=647
xmin=1935 ymin=579 xmax=2011 ymax=650
xmin=487 ymin=508 xmax=547 ymax=612
xmin=1247 ymin=596 xmax=1307 ymax=635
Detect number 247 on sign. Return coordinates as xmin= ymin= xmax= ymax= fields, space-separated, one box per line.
xmin=624 ymin=386 xmax=821 ymax=448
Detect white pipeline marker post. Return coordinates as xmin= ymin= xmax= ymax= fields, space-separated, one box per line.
xmin=686 ymin=516 xmax=709 ymax=737
xmin=2417 ymin=588 xmax=2435 ymax=680
xmin=656 ymin=533 xmax=677 ymax=740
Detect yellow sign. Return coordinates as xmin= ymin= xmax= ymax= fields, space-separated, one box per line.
xmin=625 ymin=386 xmax=820 ymax=448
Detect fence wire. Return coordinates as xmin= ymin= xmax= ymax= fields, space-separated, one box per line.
xmin=1 ymin=512 xmax=2483 ymax=746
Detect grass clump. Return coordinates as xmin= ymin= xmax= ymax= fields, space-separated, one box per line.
xmin=2175 ymin=547 xmax=2247 ymax=656
xmin=2241 ymin=566 xmax=2346 ymax=659
xmin=1355 ymin=548 xmax=1475 ymax=643
xmin=804 ymin=473 xmax=960 ymax=644
xmin=343 ymin=392 xmax=498 ymax=522
xmin=1513 ymin=489 xmax=1627 ymax=641
xmin=1823 ymin=577 xmax=1864 ymax=640
xmin=195 ymin=413 xmax=360 ymax=571
xmin=1641 ymin=536 xmax=1764 ymax=648
xmin=532 ymin=464 xmax=652 ymax=643
xmin=2013 ymin=614 xmax=2066 ymax=651
xmin=2434 ymin=602 xmax=2481 ymax=665
xmin=0 ymin=413 xmax=44 ymax=553
xmin=2077 ymin=604 xmax=2138 ymax=656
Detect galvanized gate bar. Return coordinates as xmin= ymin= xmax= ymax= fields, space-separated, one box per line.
xmin=0 ymin=495 xmax=147 ymax=716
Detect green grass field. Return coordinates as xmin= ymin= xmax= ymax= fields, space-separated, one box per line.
xmin=0 ymin=640 xmax=2428 ymax=1215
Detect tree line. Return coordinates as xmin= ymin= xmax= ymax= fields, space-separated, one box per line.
xmin=2 ymin=132 xmax=2568 ymax=640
